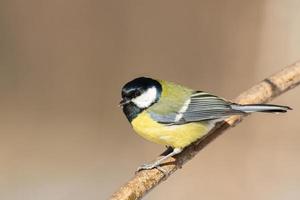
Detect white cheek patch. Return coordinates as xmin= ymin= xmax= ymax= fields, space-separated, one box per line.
xmin=132 ymin=87 xmax=157 ymax=108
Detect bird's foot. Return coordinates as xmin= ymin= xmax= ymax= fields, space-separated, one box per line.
xmin=136 ymin=162 xmax=168 ymax=176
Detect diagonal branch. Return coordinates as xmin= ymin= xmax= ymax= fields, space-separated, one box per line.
xmin=110 ymin=60 xmax=300 ymax=200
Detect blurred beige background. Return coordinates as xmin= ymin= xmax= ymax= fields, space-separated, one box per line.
xmin=0 ymin=0 xmax=299 ymax=199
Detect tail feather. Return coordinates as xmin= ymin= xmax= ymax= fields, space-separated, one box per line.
xmin=231 ymin=104 xmax=292 ymax=113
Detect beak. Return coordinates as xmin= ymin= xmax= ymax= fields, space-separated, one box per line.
xmin=118 ymin=99 xmax=130 ymax=107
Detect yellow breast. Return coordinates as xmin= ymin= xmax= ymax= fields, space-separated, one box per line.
xmin=131 ymin=111 xmax=213 ymax=148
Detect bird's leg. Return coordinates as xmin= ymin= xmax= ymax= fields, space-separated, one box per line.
xmin=137 ymin=148 xmax=182 ymax=173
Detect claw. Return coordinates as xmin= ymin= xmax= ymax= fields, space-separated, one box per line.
xmin=135 ymin=148 xmax=182 ymax=177
xmin=136 ymin=163 xmax=169 ymax=177
xmin=155 ymin=166 xmax=169 ymax=177
xmin=136 ymin=163 xmax=157 ymax=172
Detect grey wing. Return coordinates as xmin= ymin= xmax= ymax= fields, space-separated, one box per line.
xmin=149 ymin=111 xmax=178 ymax=124
xmin=174 ymin=91 xmax=245 ymax=124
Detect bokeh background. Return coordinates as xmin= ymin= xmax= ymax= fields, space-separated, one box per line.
xmin=0 ymin=1 xmax=300 ymax=199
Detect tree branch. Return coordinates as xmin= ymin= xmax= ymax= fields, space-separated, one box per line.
xmin=110 ymin=60 xmax=300 ymax=200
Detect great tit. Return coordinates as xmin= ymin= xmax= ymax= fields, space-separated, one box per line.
xmin=119 ymin=77 xmax=291 ymax=171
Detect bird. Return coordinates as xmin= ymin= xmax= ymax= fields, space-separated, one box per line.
xmin=119 ymin=77 xmax=291 ymax=172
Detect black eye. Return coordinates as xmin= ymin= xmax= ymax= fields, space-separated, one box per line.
xmin=134 ymin=90 xmax=141 ymax=97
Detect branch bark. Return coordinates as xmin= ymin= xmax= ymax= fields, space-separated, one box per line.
xmin=111 ymin=60 xmax=300 ymax=200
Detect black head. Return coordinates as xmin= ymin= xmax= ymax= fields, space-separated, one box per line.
xmin=120 ymin=77 xmax=162 ymax=121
